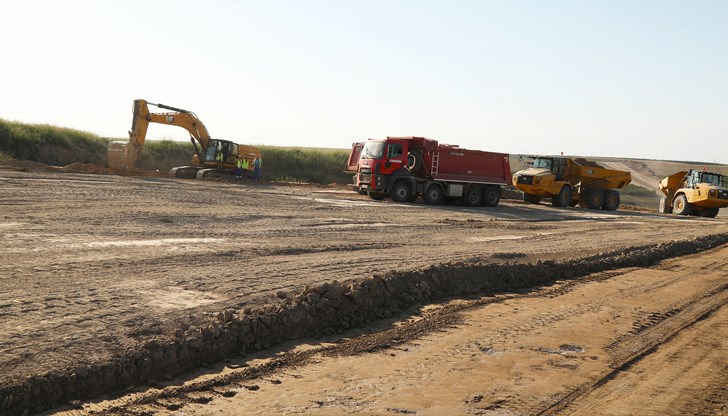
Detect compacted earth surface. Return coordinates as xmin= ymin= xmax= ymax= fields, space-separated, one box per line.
xmin=0 ymin=166 xmax=726 ymax=415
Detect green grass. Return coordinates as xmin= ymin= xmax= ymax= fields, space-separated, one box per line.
xmin=620 ymin=184 xmax=657 ymax=197
xmin=0 ymin=119 xmax=109 ymax=165
xmin=0 ymin=119 xmax=353 ymax=184
xmin=258 ymin=146 xmax=350 ymax=184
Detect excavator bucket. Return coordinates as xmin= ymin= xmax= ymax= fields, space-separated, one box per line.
xmin=108 ymin=139 xmax=142 ymax=174
xmin=107 ymin=141 xmax=129 ymax=173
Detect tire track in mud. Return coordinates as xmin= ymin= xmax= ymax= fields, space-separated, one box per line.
xmin=535 ymin=282 xmax=728 ymax=416
xmin=558 ymin=298 xmax=728 ymax=416
xmin=4 ymin=234 xmax=726 ymax=416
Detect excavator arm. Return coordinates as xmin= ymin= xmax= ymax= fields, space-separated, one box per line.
xmin=108 ymin=99 xmax=212 ymax=173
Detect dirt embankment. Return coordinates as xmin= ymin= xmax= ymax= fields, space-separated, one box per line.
xmin=52 ymin=241 xmax=728 ymax=416
xmin=2 ymin=234 xmax=727 ymax=415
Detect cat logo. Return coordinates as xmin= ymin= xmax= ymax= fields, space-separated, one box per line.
xmin=166 ymin=116 xmax=175 ymax=122
xmin=586 ymin=169 xmax=593 ymax=175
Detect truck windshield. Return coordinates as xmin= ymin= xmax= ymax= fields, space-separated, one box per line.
xmin=533 ymin=158 xmax=552 ymax=170
xmin=361 ymin=141 xmax=386 ymax=159
xmin=701 ymin=173 xmax=726 ymax=187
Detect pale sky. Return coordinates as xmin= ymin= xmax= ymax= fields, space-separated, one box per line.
xmin=1 ymin=0 xmax=727 ymax=163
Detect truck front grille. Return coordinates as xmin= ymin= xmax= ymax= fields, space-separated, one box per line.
xmin=719 ymin=190 xmax=728 ymax=200
xmin=359 ymin=173 xmax=372 ymax=183
xmin=517 ymin=175 xmax=534 ymax=185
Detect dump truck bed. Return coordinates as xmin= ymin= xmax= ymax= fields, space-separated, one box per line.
xmin=430 ymin=145 xmax=511 ymax=185
xmin=659 ymin=171 xmax=688 ymax=196
xmin=571 ymin=163 xmax=631 ymax=190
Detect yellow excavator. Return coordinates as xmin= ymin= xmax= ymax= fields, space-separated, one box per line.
xmin=108 ymin=99 xmax=260 ymax=178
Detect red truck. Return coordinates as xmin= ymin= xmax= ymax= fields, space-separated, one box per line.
xmin=345 ymin=136 xmax=511 ymax=206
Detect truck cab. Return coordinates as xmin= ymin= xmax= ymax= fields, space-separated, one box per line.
xmin=513 ymin=157 xmax=572 ymax=205
xmin=355 ymin=138 xmax=414 ymax=197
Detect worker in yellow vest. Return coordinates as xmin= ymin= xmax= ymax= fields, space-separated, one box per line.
xmin=235 ymin=157 xmax=243 ymax=180
xmin=241 ymin=157 xmax=249 ymax=181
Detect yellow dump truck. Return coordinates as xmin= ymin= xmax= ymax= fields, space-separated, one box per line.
xmin=512 ymin=157 xmax=631 ymax=210
xmin=658 ymin=170 xmax=728 ymax=218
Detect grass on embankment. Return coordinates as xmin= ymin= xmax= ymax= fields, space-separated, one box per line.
xmin=0 ymin=119 xmax=352 ymax=184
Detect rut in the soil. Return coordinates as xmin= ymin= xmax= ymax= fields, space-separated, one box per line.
xmin=2 ymin=234 xmax=727 ymax=416
xmin=535 ymin=282 xmax=728 ymax=416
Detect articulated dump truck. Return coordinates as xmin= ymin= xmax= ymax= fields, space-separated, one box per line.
xmin=658 ymin=170 xmax=728 ymax=218
xmin=108 ymin=99 xmax=260 ymax=178
xmin=345 ymin=136 xmax=511 ymax=206
xmin=512 ymin=157 xmax=631 ymax=210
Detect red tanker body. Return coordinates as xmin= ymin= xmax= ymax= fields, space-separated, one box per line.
xmin=345 ymin=136 xmax=511 ymax=206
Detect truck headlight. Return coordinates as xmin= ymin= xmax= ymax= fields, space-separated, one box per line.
xmin=709 ymin=189 xmax=717 ymax=197
xmin=534 ymin=177 xmax=541 ymax=184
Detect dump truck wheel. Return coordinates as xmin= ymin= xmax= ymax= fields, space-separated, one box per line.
xmin=551 ymin=186 xmax=572 ymax=207
xmin=585 ymin=190 xmax=604 ymax=209
xmin=464 ymin=186 xmax=483 ymax=206
xmin=579 ymin=189 xmax=591 ymax=208
xmin=423 ymin=184 xmax=444 ymax=205
xmin=523 ymin=193 xmax=541 ymax=204
xmin=672 ymin=194 xmax=692 ymax=215
xmin=659 ymin=197 xmax=673 ymax=214
xmin=392 ymin=180 xmax=412 ymax=203
xmin=702 ymin=208 xmax=719 ymax=218
xmin=602 ymin=190 xmax=620 ymax=211
xmin=482 ymin=187 xmax=500 ymax=207
xmin=368 ymin=192 xmax=386 ymax=201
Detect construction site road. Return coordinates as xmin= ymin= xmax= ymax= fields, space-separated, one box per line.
xmin=0 ymin=168 xmax=726 ymax=414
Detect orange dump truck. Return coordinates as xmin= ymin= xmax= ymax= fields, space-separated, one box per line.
xmin=659 ymin=169 xmax=728 ymax=218
xmin=512 ymin=157 xmax=631 ymax=210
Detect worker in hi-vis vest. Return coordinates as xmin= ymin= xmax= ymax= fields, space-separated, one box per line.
xmin=235 ymin=157 xmax=243 ymax=180
xmin=241 ymin=157 xmax=249 ymax=181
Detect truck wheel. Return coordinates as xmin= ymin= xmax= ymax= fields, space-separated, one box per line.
xmin=585 ymin=190 xmax=604 ymax=209
xmin=602 ymin=190 xmax=620 ymax=211
xmin=368 ymin=192 xmax=386 ymax=201
xmin=392 ymin=180 xmax=412 ymax=203
xmin=551 ymin=186 xmax=572 ymax=207
xmin=464 ymin=186 xmax=482 ymax=206
xmin=482 ymin=186 xmax=500 ymax=207
xmin=579 ymin=189 xmax=592 ymax=208
xmin=703 ymin=208 xmax=719 ymax=218
xmin=523 ymin=193 xmax=541 ymax=204
xmin=407 ymin=151 xmax=423 ymax=172
xmin=659 ymin=197 xmax=673 ymax=214
xmin=672 ymin=194 xmax=692 ymax=215
xmin=423 ymin=184 xmax=444 ymax=205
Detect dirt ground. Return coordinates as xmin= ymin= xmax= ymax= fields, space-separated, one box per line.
xmin=0 ymin=166 xmax=727 ymax=415
xmin=79 ymin=245 xmax=728 ymax=416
